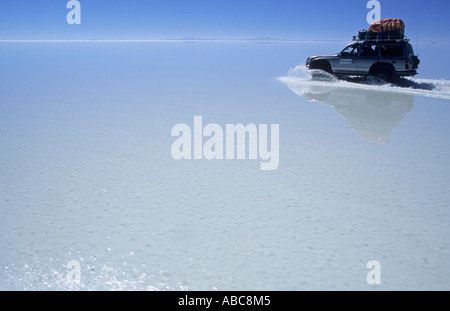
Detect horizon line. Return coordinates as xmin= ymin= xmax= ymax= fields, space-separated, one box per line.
xmin=0 ymin=38 xmax=347 ymax=44
xmin=0 ymin=38 xmax=444 ymax=44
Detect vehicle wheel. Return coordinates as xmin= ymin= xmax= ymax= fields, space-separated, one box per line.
xmin=372 ymin=69 xmax=394 ymax=83
xmin=310 ymin=61 xmax=332 ymax=74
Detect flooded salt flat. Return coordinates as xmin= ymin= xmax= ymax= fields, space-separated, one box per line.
xmin=0 ymin=42 xmax=449 ymax=290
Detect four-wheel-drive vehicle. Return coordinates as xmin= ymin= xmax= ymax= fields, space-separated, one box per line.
xmin=306 ymin=39 xmax=420 ymax=82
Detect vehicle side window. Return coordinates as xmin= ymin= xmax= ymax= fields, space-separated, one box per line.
xmin=360 ymin=45 xmax=378 ymax=57
xmin=380 ymin=45 xmax=403 ymax=57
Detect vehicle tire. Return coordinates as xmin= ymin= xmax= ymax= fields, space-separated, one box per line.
xmin=375 ymin=71 xmax=390 ymax=82
xmin=370 ymin=67 xmax=394 ymax=83
xmin=310 ymin=61 xmax=332 ymax=74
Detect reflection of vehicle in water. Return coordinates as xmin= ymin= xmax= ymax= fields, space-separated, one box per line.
xmin=305 ymin=85 xmax=414 ymax=143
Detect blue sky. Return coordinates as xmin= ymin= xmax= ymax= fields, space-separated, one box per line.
xmin=0 ymin=0 xmax=449 ymax=42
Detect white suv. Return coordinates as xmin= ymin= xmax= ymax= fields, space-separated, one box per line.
xmin=306 ymin=39 xmax=420 ymax=82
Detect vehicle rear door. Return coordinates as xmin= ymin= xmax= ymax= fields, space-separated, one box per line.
xmin=379 ymin=43 xmax=405 ymax=72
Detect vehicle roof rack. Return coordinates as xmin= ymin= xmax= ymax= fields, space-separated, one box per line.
xmin=353 ymin=29 xmax=410 ymax=43
xmin=352 ymin=35 xmax=410 ymax=43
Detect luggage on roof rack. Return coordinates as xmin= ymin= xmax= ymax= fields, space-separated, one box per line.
xmin=369 ymin=18 xmax=405 ymax=33
xmin=355 ymin=18 xmax=406 ymax=41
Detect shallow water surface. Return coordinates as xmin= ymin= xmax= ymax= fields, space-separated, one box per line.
xmin=0 ymin=42 xmax=449 ymax=290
